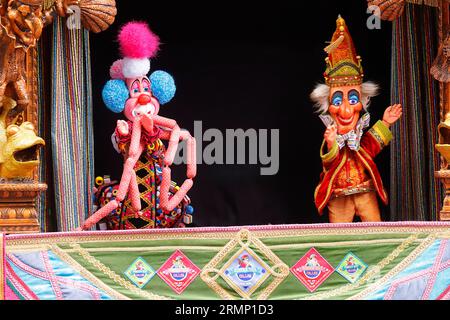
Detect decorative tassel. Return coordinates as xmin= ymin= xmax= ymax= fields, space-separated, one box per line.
xmin=43 ymin=0 xmax=56 ymax=10
xmin=324 ymin=35 xmax=344 ymax=54
xmin=431 ymin=34 xmax=450 ymax=83
xmin=51 ymin=17 xmax=95 ymax=231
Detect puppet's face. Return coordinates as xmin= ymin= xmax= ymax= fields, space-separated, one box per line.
xmin=124 ymin=76 xmax=160 ymax=122
xmin=328 ymin=85 xmax=363 ymax=135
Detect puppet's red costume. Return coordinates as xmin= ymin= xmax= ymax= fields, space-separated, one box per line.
xmin=314 ymin=120 xmax=392 ymax=214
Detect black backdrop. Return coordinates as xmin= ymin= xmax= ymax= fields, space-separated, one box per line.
xmin=90 ymin=0 xmax=392 ymax=226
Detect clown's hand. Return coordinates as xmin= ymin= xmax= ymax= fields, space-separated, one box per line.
xmin=382 ymin=104 xmax=403 ymax=127
xmin=117 ymin=120 xmax=129 ymax=137
xmin=324 ymin=125 xmax=337 ymax=150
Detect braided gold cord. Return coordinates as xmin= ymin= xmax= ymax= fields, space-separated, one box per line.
xmin=70 ymin=243 xmax=172 ymax=300
xmin=0 ymin=184 xmax=47 ymax=192
xmin=301 ymin=234 xmax=421 ymax=300
xmin=6 ymin=225 xmax=450 ymax=247
xmin=201 ymin=229 xmax=289 ymax=300
xmin=349 ymin=233 xmax=438 ymax=300
xmin=50 ymin=244 xmax=129 ymax=300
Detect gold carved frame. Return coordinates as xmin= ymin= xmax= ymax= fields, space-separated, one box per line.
xmin=0 ymin=0 xmax=116 ymax=233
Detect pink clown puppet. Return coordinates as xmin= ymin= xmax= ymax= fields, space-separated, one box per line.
xmin=79 ymin=22 xmax=196 ymax=231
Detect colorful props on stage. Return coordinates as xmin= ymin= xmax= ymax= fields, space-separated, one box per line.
xmin=93 ymin=173 xmax=194 ymax=230
xmin=79 ymin=22 xmax=196 ymax=231
xmin=311 ymin=16 xmax=402 ymax=223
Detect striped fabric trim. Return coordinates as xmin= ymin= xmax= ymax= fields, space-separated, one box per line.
xmin=371 ymin=120 xmax=393 ymax=146
xmin=437 ymin=286 xmax=450 ymax=300
xmin=51 ymin=18 xmax=95 ymax=231
xmin=5 ymin=262 xmax=39 ymax=300
xmin=37 ymin=39 xmax=53 ymax=232
xmin=390 ymin=3 xmax=442 ymax=221
xmin=1 ymin=233 xmax=4 ymax=300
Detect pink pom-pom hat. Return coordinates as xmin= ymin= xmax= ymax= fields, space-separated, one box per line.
xmin=110 ymin=59 xmax=124 ymax=79
xmin=118 ymin=21 xmax=160 ymax=59
xmin=113 ymin=21 xmax=161 ymax=79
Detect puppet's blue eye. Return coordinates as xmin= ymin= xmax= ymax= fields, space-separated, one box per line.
xmin=332 ymin=97 xmax=342 ymax=106
xmin=133 ymin=89 xmax=139 ymax=93
xmin=331 ymin=91 xmax=343 ymax=106
xmin=348 ymin=90 xmax=360 ymax=105
xmin=349 ymin=95 xmax=359 ymax=105
xmin=144 ymin=87 xmax=149 ymax=92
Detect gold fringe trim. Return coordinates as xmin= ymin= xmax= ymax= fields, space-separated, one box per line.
xmin=69 ymin=243 xmax=172 ymax=300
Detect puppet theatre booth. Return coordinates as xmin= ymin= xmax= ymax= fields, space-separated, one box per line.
xmin=0 ymin=0 xmax=450 ymax=300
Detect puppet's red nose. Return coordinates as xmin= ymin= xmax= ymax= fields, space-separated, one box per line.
xmin=339 ymin=103 xmax=353 ymax=118
xmin=138 ymin=94 xmax=151 ymax=105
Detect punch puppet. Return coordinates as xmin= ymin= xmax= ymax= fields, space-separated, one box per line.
xmin=311 ymin=16 xmax=402 ymax=223
xmin=79 ymin=22 xmax=196 ymax=230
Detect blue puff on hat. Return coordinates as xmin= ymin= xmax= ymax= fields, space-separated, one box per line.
xmin=102 ymin=79 xmax=129 ymax=113
xmin=150 ymin=71 xmax=176 ymax=105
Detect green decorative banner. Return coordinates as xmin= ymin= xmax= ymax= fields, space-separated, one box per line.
xmin=2 ymin=222 xmax=450 ymax=300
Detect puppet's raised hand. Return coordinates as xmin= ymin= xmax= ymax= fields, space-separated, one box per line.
xmin=117 ymin=120 xmax=129 ymax=136
xmin=324 ymin=125 xmax=337 ymax=150
xmin=382 ymin=104 xmax=403 ymax=127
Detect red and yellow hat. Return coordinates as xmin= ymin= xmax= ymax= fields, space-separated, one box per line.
xmin=323 ymin=16 xmax=364 ymax=87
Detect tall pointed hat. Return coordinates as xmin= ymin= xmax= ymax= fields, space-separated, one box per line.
xmin=323 ymin=15 xmax=364 ymax=87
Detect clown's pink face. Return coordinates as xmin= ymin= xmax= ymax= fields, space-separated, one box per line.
xmin=124 ymin=76 xmax=160 ymax=121
xmin=328 ymin=85 xmax=363 ymax=135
